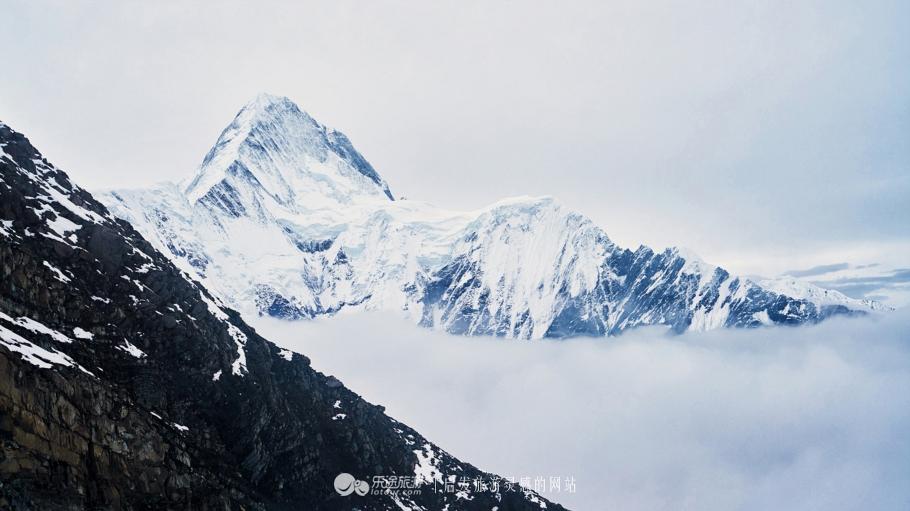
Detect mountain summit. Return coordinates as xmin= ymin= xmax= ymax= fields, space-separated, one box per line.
xmin=183 ymin=93 xmax=393 ymax=211
xmin=101 ymin=95 xmax=886 ymax=339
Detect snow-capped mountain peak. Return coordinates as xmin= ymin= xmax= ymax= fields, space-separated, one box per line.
xmin=99 ymin=95 xmax=887 ymax=340
xmin=183 ymin=93 xmax=393 ymax=210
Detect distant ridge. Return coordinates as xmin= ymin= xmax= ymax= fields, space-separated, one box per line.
xmin=100 ymin=96 xmax=886 ymax=339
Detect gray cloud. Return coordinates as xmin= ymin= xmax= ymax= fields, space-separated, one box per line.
xmin=814 ymin=268 xmax=910 ymax=299
xmin=253 ymin=311 xmax=910 ymax=511
xmin=785 ymin=262 xmax=851 ymax=278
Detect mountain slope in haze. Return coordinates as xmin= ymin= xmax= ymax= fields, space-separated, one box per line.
xmin=0 ymin=120 xmax=563 ymax=510
xmin=100 ymin=94 xmax=886 ymax=340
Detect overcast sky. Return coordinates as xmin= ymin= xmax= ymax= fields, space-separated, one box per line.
xmin=2 ymin=0 xmax=908 ymax=280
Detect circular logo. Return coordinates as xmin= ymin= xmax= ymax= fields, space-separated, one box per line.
xmin=353 ymin=479 xmax=370 ymax=496
xmin=334 ymin=473 xmax=356 ymax=496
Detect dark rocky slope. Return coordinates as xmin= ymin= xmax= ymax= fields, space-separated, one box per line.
xmin=0 ymin=120 xmax=564 ymax=511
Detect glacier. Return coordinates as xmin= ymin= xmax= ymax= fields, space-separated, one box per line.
xmin=98 ymin=93 xmax=887 ymax=339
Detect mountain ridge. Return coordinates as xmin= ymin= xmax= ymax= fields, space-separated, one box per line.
xmin=183 ymin=93 xmax=393 ymax=207
xmin=0 ymin=119 xmax=563 ymax=510
xmin=99 ymin=95 xmax=887 ymax=339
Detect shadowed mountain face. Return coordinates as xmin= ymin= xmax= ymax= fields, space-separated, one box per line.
xmin=101 ymin=95 xmax=885 ymax=340
xmin=0 ymin=121 xmax=563 ymax=510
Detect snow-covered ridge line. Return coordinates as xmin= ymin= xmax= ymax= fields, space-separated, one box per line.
xmin=182 ymin=93 xmax=393 ymax=206
xmin=758 ymin=277 xmax=891 ymax=312
xmin=98 ymin=94 xmax=885 ymax=339
xmin=0 ymin=120 xmax=257 ymax=378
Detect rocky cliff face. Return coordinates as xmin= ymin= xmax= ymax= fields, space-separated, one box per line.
xmin=0 ymin=121 xmax=564 ymax=510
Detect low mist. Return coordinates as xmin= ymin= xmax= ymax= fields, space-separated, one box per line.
xmin=252 ymin=310 xmax=910 ymax=511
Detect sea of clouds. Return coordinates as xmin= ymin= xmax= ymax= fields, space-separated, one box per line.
xmin=252 ymin=309 xmax=910 ymax=511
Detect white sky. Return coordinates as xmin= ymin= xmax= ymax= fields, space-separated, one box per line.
xmin=2 ymin=0 xmax=908 ymax=279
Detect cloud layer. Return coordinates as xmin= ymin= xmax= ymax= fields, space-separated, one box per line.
xmin=253 ymin=310 xmax=910 ymax=511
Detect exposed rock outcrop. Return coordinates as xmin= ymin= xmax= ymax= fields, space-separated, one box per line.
xmin=0 ymin=120 xmax=565 ymax=510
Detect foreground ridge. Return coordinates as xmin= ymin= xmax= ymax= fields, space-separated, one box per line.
xmin=0 ymin=120 xmax=564 ymax=510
